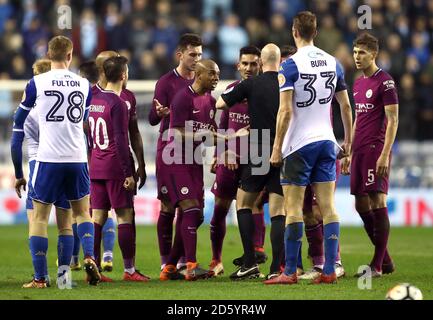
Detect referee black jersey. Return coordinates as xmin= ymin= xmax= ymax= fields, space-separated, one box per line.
xmin=221 ymin=71 xmax=279 ymax=146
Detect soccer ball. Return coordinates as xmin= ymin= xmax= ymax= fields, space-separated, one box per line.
xmin=385 ymin=283 xmax=423 ymax=300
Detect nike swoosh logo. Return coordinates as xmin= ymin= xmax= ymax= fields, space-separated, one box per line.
xmin=365 ymin=181 xmax=375 ymax=186
xmin=236 ymin=268 xmax=254 ymax=277
xmin=193 ymin=110 xmax=200 ymax=114
xmin=353 ymin=92 xmax=358 ymax=96
xmin=236 ymin=270 xmax=249 ymax=277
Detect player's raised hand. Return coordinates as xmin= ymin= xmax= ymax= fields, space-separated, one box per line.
xmin=270 ymin=149 xmax=282 ymax=167
xmin=221 ymin=150 xmax=239 ymax=171
xmin=14 ymin=178 xmax=27 ymax=198
xmin=376 ymin=153 xmax=389 ymax=177
xmin=341 ymin=156 xmax=351 ymax=175
xmin=154 ymin=99 xmax=170 ymax=118
xmin=234 ymin=125 xmax=250 ymax=139
xmin=124 ymin=176 xmax=136 ymax=191
xmin=136 ymin=165 xmax=147 ymax=189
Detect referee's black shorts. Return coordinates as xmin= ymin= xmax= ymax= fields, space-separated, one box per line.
xmin=239 ymin=162 xmax=283 ymax=196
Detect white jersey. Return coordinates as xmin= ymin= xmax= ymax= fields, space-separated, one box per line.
xmin=20 ymin=69 xmax=91 ymax=163
xmin=23 ymin=108 xmax=39 ymax=161
xmin=278 ymin=45 xmax=347 ymax=158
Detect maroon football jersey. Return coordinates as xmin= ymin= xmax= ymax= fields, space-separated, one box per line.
xmin=89 ymin=88 xmax=132 ymax=180
xmin=169 ymin=85 xmax=217 ymax=166
xmin=149 ymin=69 xmax=194 ymax=133
xmin=352 ymin=69 xmax=399 ymax=152
xmin=219 ymin=81 xmax=249 ymax=158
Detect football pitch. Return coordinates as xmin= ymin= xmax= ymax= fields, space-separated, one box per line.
xmin=0 ymin=225 xmax=432 ymax=300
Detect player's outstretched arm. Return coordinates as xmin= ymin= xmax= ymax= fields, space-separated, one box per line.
xmin=376 ymin=104 xmax=398 ymax=177
xmin=216 ymin=96 xmax=228 ymax=110
xmin=129 ymin=114 xmax=146 ymax=189
xmin=335 ymin=89 xmax=353 ymax=158
xmin=270 ymin=90 xmax=293 ymax=167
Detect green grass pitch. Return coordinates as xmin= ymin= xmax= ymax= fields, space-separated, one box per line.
xmin=0 ymin=225 xmax=432 ymax=300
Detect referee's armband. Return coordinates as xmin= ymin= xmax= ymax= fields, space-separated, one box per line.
xmin=279 ymin=58 xmax=299 ymax=92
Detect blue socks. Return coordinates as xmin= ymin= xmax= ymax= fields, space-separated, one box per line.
xmin=77 ymin=222 xmax=95 ymax=259
xmin=102 ymin=217 xmax=116 ymax=261
xmin=71 ymin=223 xmax=80 ymax=263
xmin=58 ymin=235 xmax=74 ymax=267
xmin=323 ymin=222 xmax=340 ymax=275
xmin=29 ymin=236 xmax=48 ymax=280
xmin=284 ymin=222 xmax=303 ymax=275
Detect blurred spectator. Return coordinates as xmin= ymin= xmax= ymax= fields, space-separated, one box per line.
xmin=129 ymin=0 xmax=155 ymax=26
xmin=386 ymin=33 xmax=406 ymax=79
xmin=218 ymin=13 xmax=248 ymax=78
xmin=131 ymin=50 xmax=160 ymax=79
xmin=8 ymin=54 xmax=31 ymax=79
xmin=202 ymin=19 xmax=220 ymax=60
xmin=417 ymin=72 xmax=433 ymax=140
xmin=245 ymin=17 xmax=269 ymax=49
xmin=202 ymin=0 xmax=232 ymax=21
xmin=105 ymin=2 xmax=130 ymax=51
xmin=407 ymin=32 xmax=430 ymax=66
xmin=316 ymin=14 xmax=343 ymax=55
xmin=267 ymin=13 xmax=291 ymax=48
xmin=150 ymin=16 xmax=178 ymax=59
xmin=271 ymin=0 xmax=305 ymax=22
xmin=72 ymin=8 xmax=106 ymax=60
xmin=398 ymin=73 xmax=417 ymax=139
xmin=21 ymin=0 xmax=38 ymax=31
xmin=0 ymin=0 xmax=14 ymax=35
xmin=0 ymin=72 xmax=13 ymax=140
xmin=129 ymin=17 xmax=151 ymax=61
xmin=22 ymin=16 xmax=49 ymax=66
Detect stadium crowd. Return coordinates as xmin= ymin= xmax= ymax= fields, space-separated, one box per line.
xmin=0 ymin=0 xmax=433 ymax=142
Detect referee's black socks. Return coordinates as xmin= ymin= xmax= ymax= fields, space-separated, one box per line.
xmin=270 ymin=215 xmax=285 ymax=273
xmin=237 ymin=208 xmax=255 ymax=267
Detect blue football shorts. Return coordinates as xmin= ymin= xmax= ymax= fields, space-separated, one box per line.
xmin=30 ymin=161 xmax=89 ymax=204
xmin=281 ymin=140 xmax=338 ymax=186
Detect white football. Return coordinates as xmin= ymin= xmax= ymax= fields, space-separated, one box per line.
xmin=386 ymin=283 xmax=423 ymax=300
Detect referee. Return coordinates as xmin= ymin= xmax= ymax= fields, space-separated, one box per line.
xmin=216 ymin=43 xmax=285 ymax=281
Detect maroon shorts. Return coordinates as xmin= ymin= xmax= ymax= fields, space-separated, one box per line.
xmin=211 ymin=165 xmax=240 ymax=200
xmin=350 ymin=148 xmax=390 ymax=195
xmin=90 ymin=179 xmax=134 ymax=210
xmin=165 ymin=165 xmax=204 ymax=208
xmin=156 ymin=154 xmax=173 ymax=202
xmin=302 ymin=159 xmax=341 ymax=212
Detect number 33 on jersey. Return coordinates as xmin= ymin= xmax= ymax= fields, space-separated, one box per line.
xmin=278 ymin=45 xmax=347 ymax=158
xmin=17 ymin=69 xmax=92 ymax=163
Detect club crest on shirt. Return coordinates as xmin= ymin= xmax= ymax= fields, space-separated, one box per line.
xmin=366 ymin=89 xmax=373 ymax=98
xmin=383 ymin=80 xmax=395 ymax=89
xmin=181 ymin=187 xmax=189 ymax=195
xmin=278 ymin=74 xmax=286 ymax=87
xmin=161 ymin=186 xmax=168 ymax=194
xmin=209 ymin=109 xmax=215 ymax=119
